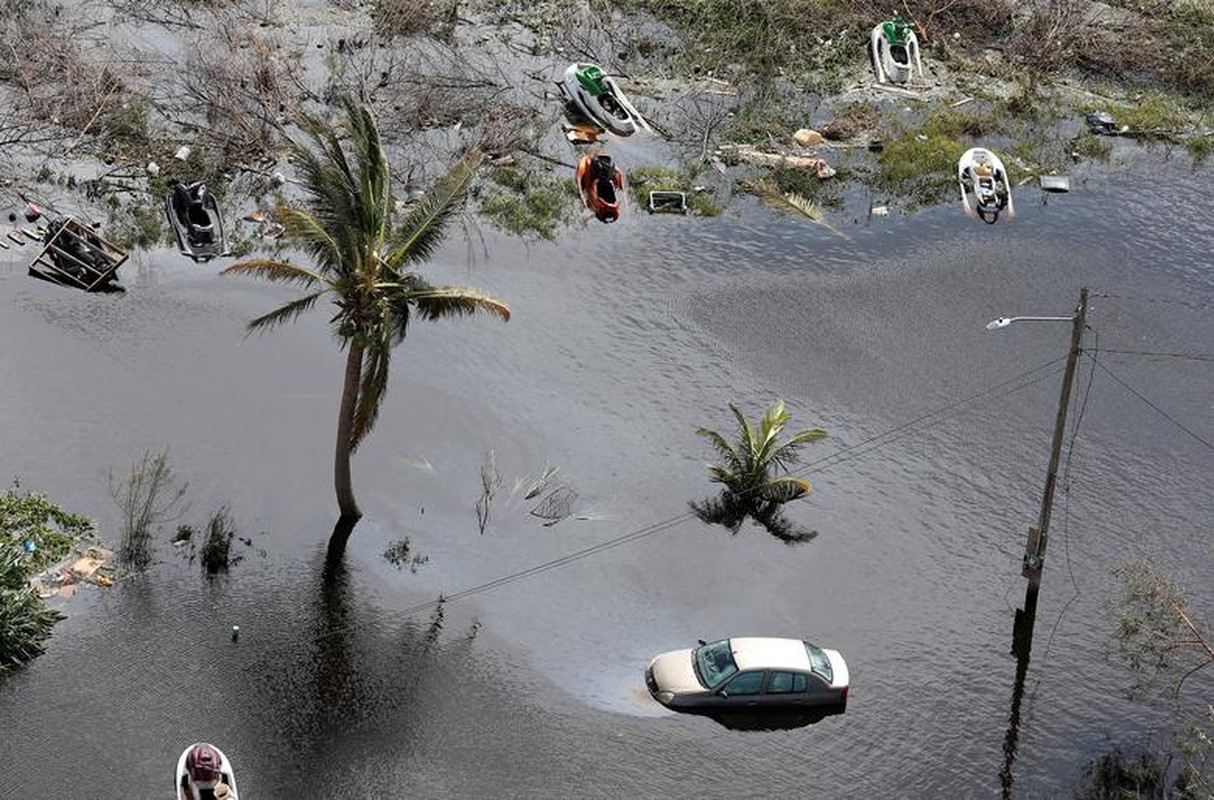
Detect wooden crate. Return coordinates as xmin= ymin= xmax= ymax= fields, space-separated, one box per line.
xmin=28 ymin=217 xmax=127 ymax=292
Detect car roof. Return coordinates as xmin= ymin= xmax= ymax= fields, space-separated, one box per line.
xmin=728 ymin=637 xmax=812 ymax=672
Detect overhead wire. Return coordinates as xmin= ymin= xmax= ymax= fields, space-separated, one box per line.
xmin=1086 ymin=354 xmax=1214 ymax=451
xmin=1097 ymin=349 xmax=1214 ymax=363
xmin=392 ymin=356 xmax=1070 ymax=620
xmin=1090 ymin=292 xmax=1212 ymax=311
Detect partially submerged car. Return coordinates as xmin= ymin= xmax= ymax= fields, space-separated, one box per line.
xmin=645 ymin=637 xmax=849 ymax=714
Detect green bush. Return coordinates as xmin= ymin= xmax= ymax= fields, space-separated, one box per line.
xmin=0 ymin=487 xmax=91 ymax=676
xmin=0 ymin=550 xmax=64 ymax=675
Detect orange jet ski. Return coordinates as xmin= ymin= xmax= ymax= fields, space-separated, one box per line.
xmin=576 ymin=152 xmax=624 ymax=223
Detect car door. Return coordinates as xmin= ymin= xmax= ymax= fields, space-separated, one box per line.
xmin=712 ymin=670 xmax=765 ymax=709
xmin=762 ymin=670 xmax=810 ymax=708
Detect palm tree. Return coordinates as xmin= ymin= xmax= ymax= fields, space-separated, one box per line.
xmin=223 ymin=97 xmax=510 ymax=550
xmin=692 ymin=400 xmax=826 ymax=543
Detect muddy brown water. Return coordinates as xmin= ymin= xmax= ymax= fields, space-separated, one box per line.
xmin=1 ymin=150 xmax=1211 ymax=798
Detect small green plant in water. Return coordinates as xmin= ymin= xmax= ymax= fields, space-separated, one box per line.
xmin=110 ymin=448 xmax=189 ymax=570
xmin=199 ymin=508 xmax=240 ymax=575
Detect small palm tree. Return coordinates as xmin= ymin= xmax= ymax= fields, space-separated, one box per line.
xmin=692 ymin=400 xmax=826 ymax=543
xmin=223 ymin=97 xmax=509 ymax=550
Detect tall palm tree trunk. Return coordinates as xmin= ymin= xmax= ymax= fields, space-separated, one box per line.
xmin=334 ymin=341 xmax=364 ymax=525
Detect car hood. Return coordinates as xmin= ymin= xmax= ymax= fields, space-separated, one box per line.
xmin=823 ymin=647 xmax=850 ymax=689
xmin=648 ymin=648 xmax=702 ymax=693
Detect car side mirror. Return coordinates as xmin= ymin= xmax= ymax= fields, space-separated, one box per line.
xmin=717 ymin=689 xmax=728 ymax=698
xmin=697 ymin=639 xmax=707 ymax=646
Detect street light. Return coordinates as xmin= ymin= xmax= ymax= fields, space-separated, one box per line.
xmin=989 ymin=288 xmax=1089 ymax=800
xmin=985 ymin=315 xmax=1073 ymax=330
xmin=986 ymin=287 xmax=1089 ymax=588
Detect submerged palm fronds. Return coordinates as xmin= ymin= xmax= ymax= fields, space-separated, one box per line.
xmin=693 ymin=399 xmax=826 ymax=543
xmin=742 ymin=179 xmax=850 ymax=240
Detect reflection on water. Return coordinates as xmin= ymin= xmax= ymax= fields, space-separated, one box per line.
xmin=704 ymin=705 xmax=845 ymax=733
xmin=690 ymin=490 xmax=819 ymax=544
xmin=1001 ymin=581 xmax=1041 ymax=799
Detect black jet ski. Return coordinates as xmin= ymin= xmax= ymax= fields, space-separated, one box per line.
xmin=165 ymin=182 xmax=227 ymax=262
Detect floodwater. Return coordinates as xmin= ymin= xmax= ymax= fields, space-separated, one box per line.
xmin=1 ymin=146 xmax=1211 ymax=799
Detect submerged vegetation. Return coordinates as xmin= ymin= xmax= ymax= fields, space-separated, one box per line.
xmin=481 ymin=164 xmax=574 ymax=239
xmin=692 ymin=400 xmax=827 ymax=544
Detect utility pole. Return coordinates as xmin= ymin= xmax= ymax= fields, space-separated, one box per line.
xmin=1021 ymin=287 xmax=1088 ymax=588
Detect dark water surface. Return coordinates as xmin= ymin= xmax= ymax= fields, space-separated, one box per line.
xmin=1 ymin=150 xmax=1211 ymax=798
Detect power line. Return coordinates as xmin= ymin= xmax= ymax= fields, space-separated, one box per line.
xmin=1087 ymin=353 xmax=1214 ymax=451
xmin=1091 ymin=292 xmax=1213 ymax=311
xmin=802 ymin=357 xmax=1066 ymax=473
xmin=1099 ymin=349 xmax=1214 ymax=363
xmin=394 ymin=358 xmax=1070 ymax=619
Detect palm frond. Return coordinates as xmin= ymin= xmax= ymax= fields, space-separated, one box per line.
xmin=409 ymin=286 xmax=512 ymax=322
xmin=768 ymin=427 xmax=828 ymax=470
xmin=246 ymin=290 xmax=327 ymax=334
xmin=221 ymin=259 xmax=326 ymax=288
xmin=728 ymin=403 xmax=759 ymax=465
xmin=743 ymin=179 xmax=851 ymax=241
xmin=695 ymin=427 xmax=739 ymax=463
xmin=384 ymin=150 xmax=484 ymax=271
xmin=757 ymin=476 xmax=811 ymax=503
xmin=275 ymin=206 xmax=343 ymax=273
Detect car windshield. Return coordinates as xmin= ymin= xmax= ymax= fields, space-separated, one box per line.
xmin=693 ymin=639 xmax=738 ymax=689
xmin=804 ymin=642 xmax=834 ymax=683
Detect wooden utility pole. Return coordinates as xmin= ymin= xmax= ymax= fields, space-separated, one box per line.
xmin=1022 ymin=287 xmax=1088 ymax=587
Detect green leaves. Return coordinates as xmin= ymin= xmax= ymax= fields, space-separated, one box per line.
xmin=0 ymin=487 xmax=90 ymax=674
xmin=698 ymin=399 xmax=825 ymax=502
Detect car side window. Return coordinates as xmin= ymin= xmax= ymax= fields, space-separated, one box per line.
xmin=724 ymin=671 xmax=764 ymax=695
xmin=766 ymin=671 xmax=808 ymax=694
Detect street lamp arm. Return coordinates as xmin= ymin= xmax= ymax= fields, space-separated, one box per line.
xmin=986 ymin=315 xmax=1075 ymax=330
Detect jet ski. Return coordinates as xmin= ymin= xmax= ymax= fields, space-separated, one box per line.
xmin=870 ymin=16 xmax=924 ymax=84
xmin=958 ymin=147 xmax=1014 ymax=224
xmin=560 ymin=63 xmax=637 ymax=137
xmin=576 ymin=152 xmax=624 ymax=223
xmin=177 ymin=742 xmax=239 ymax=800
xmin=165 ymin=181 xmax=228 ymax=262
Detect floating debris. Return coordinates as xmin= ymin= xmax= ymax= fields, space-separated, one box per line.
xmin=1086 ymin=111 xmax=1128 ymax=136
xmin=29 ymin=217 xmax=127 ymax=291
xmin=648 ymin=191 xmax=687 ymax=214
xmin=1040 ymin=175 xmax=1071 ymax=193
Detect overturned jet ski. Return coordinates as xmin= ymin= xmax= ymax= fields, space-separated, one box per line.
xmin=870 ymin=15 xmax=923 ymax=85
xmin=958 ymin=147 xmax=1014 ymax=224
xmin=560 ymin=63 xmax=636 ymax=137
xmin=165 ymin=182 xmax=227 ymax=262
